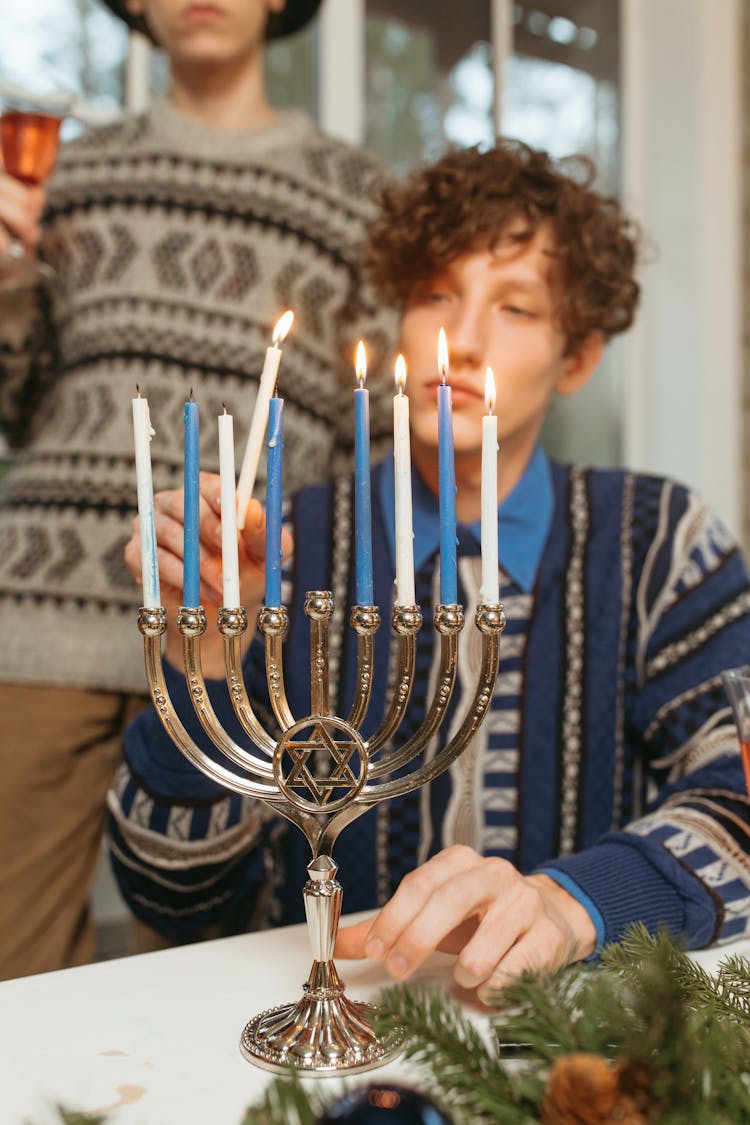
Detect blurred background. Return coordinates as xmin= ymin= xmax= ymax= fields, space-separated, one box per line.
xmin=1 ymin=0 xmax=745 ymax=949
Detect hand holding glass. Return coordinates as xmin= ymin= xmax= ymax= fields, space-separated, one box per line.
xmin=0 ymin=90 xmax=71 ymax=290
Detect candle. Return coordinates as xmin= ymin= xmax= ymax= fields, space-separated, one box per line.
xmin=236 ymin=310 xmax=294 ymax=530
xmin=354 ymin=341 xmax=374 ymax=605
xmin=481 ymin=367 xmax=499 ymax=604
xmin=393 ymin=354 xmax=415 ymax=606
xmin=183 ymin=391 xmax=201 ymax=607
xmin=131 ymin=388 xmax=160 ymax=608
xmin=437 ymin=327 xmax=457 ymax=605
xmin=218 ymin=406 xmax=240 ymax=609
xmin=264 ymin=396 xmax=284 ymax=608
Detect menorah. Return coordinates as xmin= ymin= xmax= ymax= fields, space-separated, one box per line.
xmin=137 ymin=588 xmax=505 ymax=1076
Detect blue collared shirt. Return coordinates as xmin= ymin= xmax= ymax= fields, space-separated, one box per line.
xmin=377 ymin=444 xmax=553 ymax=594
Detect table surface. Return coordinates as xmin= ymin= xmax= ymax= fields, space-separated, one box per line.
xmin=2 ymin=919 xmax=749 ymax=1125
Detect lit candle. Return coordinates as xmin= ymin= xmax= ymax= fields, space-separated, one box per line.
xmin=437 ymin=327 xmax=457 ymax=605
xmin=354 ymin=340 xmax=374 ymax=605
xmin=481 ymin=367 xmax=499 ymax=604
xmin=183 ymin=390 xmax=201 ymax=607
xmin=393 ymin=354 xmax=415 ymax=606
xmin=131 ymin=388 xmax=160 ymax=608
xmin=218 ymin=405 xmax=240 ymax=609
xmin=236 ymin=310 xmax=294 ymax=530
xmin=264 ymin=396 xmax=284 ymax=608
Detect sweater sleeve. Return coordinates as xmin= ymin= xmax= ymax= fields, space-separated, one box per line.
xmin=108 ymin=513 xmax=296 ymax=941
xmin=541 ymin=484 xmax=750 ymax=951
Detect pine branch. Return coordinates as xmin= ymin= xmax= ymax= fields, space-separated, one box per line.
xmin=239 ymin=1067 xmax=329 ymax=1125
xmin=375 ymin=985 xmax=541 ymax=1125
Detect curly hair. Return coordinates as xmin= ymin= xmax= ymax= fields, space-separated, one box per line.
xmin=367 ymin=140 xmax=641 ymax=355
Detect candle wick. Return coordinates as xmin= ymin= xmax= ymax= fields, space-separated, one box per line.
xmin=222 ymin=403 xmax=227 ymax=414
xmin=188 ymin=387 xmax=194 ymax=402
xmin=136 ymin=384 xmax=141 ymax=396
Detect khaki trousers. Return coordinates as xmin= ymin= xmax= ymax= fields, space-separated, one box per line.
xmin=0 ymin=683 xmax=147 ymax=980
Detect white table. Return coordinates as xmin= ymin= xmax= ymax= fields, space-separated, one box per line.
xmin=1 ymin=923 xmax=748 ymax=1125
xmin=0 ymin=916 xmax=456 ymax=1125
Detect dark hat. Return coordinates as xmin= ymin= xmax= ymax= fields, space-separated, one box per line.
xmin=101 ymin=1 xmax=323 ymax=42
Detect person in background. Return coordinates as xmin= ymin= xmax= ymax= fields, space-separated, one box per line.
xmin=0 ymin=0 xmax=396 ymax=979
xmin=112 ymin=139 xmax=750 ymax=992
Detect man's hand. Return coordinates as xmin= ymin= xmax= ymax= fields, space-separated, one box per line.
xmin=124 ymin=471 xmax=292 ymax=675
xmin=0 ymin=170 xmax=44 ymax=255
xmin=335 ymin=845 xmax=597 ymax=1000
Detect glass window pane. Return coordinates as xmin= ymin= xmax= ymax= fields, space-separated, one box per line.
xmin=505 ymin=1 xmax=622 ymax=466
xmin=365 ymin=0 xmax=494 ymax=174
xmin=0 ymin=0 xmax=127 ymax=137
xmin=266 ymin=24 xmax=319 ymax=115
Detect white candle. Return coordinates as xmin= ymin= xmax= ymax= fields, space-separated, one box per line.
xmin=481 ymin=367 xmax=499 ymax=604
xmin=131 ymin=389 xmax=160 ymax=609
xmin=393 ymin=354 xmax=415 ymax=606
xmin=218 ymin=406 xmax=241 ymax=609
xmin=236 ymin=310 xmax=294 ymax=530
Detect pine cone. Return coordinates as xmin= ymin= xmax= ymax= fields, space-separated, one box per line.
xmin=541 ymin=1052 xmax=652 ymax=1124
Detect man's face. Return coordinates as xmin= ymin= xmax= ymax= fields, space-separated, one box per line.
xmin=126 ymin=0 xmax=282 ymax=63
xmin=400 ymin=225 xmax=591 ymax=465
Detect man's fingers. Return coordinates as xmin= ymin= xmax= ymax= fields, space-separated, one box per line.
xmin=361 ymin=845 xmax=487 ymax=972
xmin=453 ymin=880 xmax=541 ymax=990
xmin=335 ymin=916 xmax=377 ymax=960
xmin=378 ymin=855 xmax=515 ymax=981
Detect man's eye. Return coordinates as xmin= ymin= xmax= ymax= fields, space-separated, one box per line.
xmin=504 ymin=304 xmax=533 ymax=318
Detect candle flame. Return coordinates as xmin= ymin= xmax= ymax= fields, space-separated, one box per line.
xmin=437 ymin=327 xmax=449 ymax=382
xmin=395 ymin=353 xmax=407 ymax=395
xmin=485 ymin=367 xmax=496 ymax=414
xmin=355 ymin=340 xmax=367 ymax=386
xmin=273 ymin=310 xmax=294 ymax=344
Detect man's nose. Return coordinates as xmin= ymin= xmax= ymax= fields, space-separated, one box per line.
xmin=445 ymin=302 xmax=486 ymax=368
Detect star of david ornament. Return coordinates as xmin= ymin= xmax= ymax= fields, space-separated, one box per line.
xmin=274 ymin=714 xmax=368 ymax=813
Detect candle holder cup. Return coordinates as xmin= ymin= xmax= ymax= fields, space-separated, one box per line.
xmin=138 ymin=588 xmax=505 ymax=1076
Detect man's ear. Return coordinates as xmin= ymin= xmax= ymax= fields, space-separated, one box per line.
xmin=555 ymin=332 xmax=605 ymax=398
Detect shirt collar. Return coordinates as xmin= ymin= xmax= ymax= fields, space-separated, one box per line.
xmin=377 ymin=444 xmax=553 ymax=594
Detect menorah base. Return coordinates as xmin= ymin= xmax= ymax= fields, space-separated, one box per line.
xmin=239 ymin=959 xmax=404 ymax=1075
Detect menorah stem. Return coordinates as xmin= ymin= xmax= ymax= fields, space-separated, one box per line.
xmin=304 ymin=854 xmax=342 ymax=961
xmin=240 ymin=852 xmax=403 ymax=1074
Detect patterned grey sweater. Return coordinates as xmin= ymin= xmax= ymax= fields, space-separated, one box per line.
xmin=0 ymin=99 xmax=396 ymax=693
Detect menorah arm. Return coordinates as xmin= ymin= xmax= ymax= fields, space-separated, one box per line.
xmin=345 ymin=605 xmax=380 ymax=730
xmin=257 ymin=605 xmax=296 ymax=730
xmin=138 ymin=608 xmax=283 ymax=801
xmin=319 ymin=603 xmax=505 ymax=852
xmin=368 ymin=604 xmax=462 ymax=779
xmin=364 ymin=603 xmax=423 ymax=755
xmin=178 ymin=607 xmax=277 ymax=781
xmin=218 ymin=607 xmax=277 ymax=758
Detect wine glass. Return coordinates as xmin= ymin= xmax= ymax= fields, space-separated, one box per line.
xmin=0 ymin=88 xmax=72 ymax=291
xmin=722 ymin=665 xmax=750 ymax=794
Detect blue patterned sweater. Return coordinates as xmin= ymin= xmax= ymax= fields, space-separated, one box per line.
xmin=109 ymin=458 xmax=750 ymax=949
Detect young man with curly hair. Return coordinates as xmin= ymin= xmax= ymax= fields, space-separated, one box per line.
xmin=111 ymin=140 xmax=750 ymax=995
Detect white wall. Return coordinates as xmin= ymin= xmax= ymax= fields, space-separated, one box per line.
xmin=622 ymin=0 xmax=742 ymax=535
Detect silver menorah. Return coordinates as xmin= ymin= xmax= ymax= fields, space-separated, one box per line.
xmin=138 ymin=589 xmax=505 ymax=1076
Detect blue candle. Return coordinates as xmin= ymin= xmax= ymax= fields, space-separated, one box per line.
xmin=354 ymin=341 xmax=374 ymax=605
xmin=265 ymin=395 xmax=284 ymax=608
xmin=183 ymin=393 xmax=201 ymax=607
xmin=437 ymin=329 xmax=457 ymax=604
